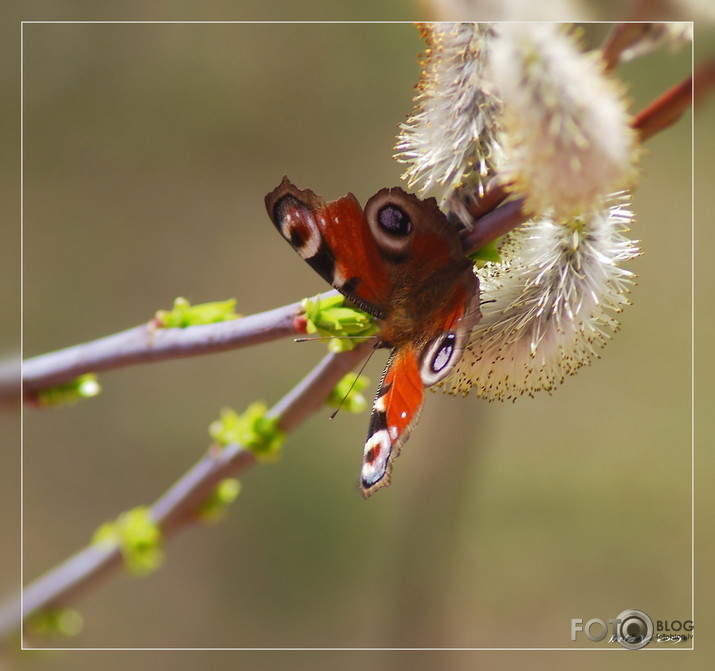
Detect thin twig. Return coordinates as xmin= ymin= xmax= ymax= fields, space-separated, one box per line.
xmin=447 ymin=177 xmax=511 ymax=225
xmin=460 ymin=197 xmax=529 ymax=255
xmin=0 ymin=358 xmax=20 ymax=406
xmin=9 ymin=343 xmax=372 ymax=638
xmin=465 ymin=178 xmax=511 ymax=219
xmin=633 ymin=58 xmax=715 ymax=141
xmin=16 ymin=299 xmax=305 ymax=402
xmin=633 ymin=73 xmax=693 ymax=142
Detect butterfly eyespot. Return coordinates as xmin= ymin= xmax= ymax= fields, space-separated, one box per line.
xmin=272 ymin=195 xmax=322 ymax=259
xmin=364 ymin=194 xmax=418 ymax=261
xmin=419 ymin=332 xmax=466 ymax=387
xmin=431 ymin=333 xmax=456 ymax=373
xmin=361 ymin=430 xmax=392 ymax=488
xmin=377 ymin=204 xmax=412 ymax=237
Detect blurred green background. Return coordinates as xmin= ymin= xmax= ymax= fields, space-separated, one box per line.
xmin=7 ymin=16 xmax=710 ymax=671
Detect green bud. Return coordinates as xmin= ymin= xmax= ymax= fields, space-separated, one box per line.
xmin=92 ymin=506 xmax=163 ymax=576
xmin=301 ymin=295 xmax=379 ymax=351
xmin=36 ymin=374 xmax=101 ymax=406
xmin=209 ymin=402 xmax=284 ymax=461
xmin=28 ymin=607 xmax=84 ymax=637
xmin=197 ymin=478 xmax=242 ymax=523
xmin=327 ymin=373 xmax=369 ymax=414
xmin=154 ymin=297 xmax=240 ymax=328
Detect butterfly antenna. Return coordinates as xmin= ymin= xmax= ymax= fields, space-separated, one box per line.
xmin=329 ymin=344 xmax=378 ymax=420
xmin=294 ymin=335 xmax=380 ymax=343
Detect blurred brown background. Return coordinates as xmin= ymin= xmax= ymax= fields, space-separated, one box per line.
xmin=4 ymin=12 xmax=711 ymax=671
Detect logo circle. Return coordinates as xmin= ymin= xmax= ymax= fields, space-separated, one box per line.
xmin=614 ymin=609 xmax=653 ymax=650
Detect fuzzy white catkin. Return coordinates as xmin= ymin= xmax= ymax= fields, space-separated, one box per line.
xmin=395 ymin=22 xmax=641 ymax=400
xmin=395 ymin=23 xmax=503 ymax=206
xmin=488 ymin=23 xmax=637 ymax=218
xmin=438 ymin=194 xmax=640 ymax=401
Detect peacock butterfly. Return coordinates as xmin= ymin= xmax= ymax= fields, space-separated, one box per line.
xmin=265 ymin=177 xmax=481 ymax=497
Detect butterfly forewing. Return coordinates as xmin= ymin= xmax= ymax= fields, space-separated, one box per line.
xmin=265 ymin=177 xmax=390 ymax=318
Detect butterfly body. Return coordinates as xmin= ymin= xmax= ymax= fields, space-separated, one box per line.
xmin=266 ymin=177 xmax=481 ymax=497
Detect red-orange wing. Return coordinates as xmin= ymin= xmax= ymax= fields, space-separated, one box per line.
xmin=265 ymin=177 xmax=391 ymax=318
xmin=360 ymin=347 xmax=424 ymax=498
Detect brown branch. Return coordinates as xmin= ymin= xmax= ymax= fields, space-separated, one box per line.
xmin=15 ymin=299 xmax=307 ymax=403
xmin=460 ymin=197 xmax=529 ymax=256
xmin=10 ymin=343 xmax=372 ymax=638
xmin=633 ymin=57 xmax=715 ymax=142
xmin=633 ymin=72 xmax=693 ymax=141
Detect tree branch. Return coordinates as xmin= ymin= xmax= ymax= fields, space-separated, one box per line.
xmin=7 ymin=342 xmax=372 ymax=639
xmin=15 ymin=299 xmax=306 ymax=403
xmin=634 ymin=59 xmax=714 ymax=142
xmin=460 ymin=197 xmax=528 ymax=256
xmin=633 ymin=72 xmax=693 ymax=142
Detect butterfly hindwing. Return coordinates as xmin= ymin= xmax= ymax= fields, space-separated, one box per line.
xmin=360 ymin=278 xmax=481 ymax=497
xmin=360 ymin=347 xmax=424 ymax=497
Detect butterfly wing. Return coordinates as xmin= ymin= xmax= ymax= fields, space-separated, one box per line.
xmin=360 ymin=275 xmax=481 ymax=498
xmin=265 ymin=177 xmax=391 ymax=318
xmin=360 ymin=347 xmax=423 ymax=497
